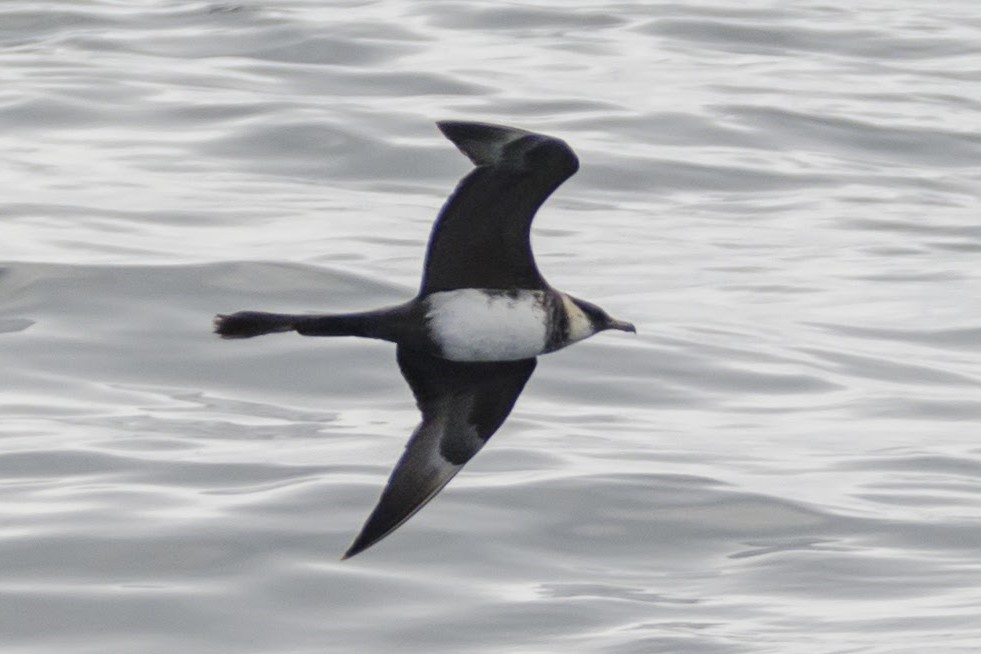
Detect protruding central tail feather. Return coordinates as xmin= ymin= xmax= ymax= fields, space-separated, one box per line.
xmin=214 ymin=311 xmax=297 ymax=339
xmin=214 ymin=310 xmax=399 ymax=340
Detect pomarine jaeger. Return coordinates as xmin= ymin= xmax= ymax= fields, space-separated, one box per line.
xmin=214 ymin=121 xmax=635 ymax=558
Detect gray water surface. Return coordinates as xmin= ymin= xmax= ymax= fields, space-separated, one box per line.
xmin=3 ymin=2 xmax=981 ymax=652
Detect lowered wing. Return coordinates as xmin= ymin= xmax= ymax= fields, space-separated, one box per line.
xmin=342 ymin=346 xmax=536 ymax=559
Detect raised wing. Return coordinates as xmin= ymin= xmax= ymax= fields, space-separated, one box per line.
xmin=342 ymin=346 xmax=537 ymax=559
xmin=419 ymin=121 xmax=580 ymax=295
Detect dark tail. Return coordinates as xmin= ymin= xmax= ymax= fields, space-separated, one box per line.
xmin=214 ymin=310 xmax=395 ymax=340
xmin=213 ymin=311 xmax=297 ymax=339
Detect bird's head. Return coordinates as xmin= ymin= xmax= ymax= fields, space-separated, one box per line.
xmin=567 ymin=296 xmax=636 ymax=342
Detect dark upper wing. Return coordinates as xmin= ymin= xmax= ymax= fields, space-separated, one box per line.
xmin=342 ymin=346 xmax=537 ymax=559
xmin=419 ymin=121 xmax=580 ymax=295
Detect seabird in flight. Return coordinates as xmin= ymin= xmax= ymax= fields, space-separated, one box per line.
xmin=214 ymin=121 xmax=635 ymax=558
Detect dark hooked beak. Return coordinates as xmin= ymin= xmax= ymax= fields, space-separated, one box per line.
xmin=608 ymin=317 xmax=637 ymax=333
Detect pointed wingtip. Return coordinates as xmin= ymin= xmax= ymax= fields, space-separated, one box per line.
xmin=436 ymin=120 xmax=578 ymax=180
xmin=340 ymin=532 xmax=374 ymax=560
xmin=435 ymin=120 xmax=534 ymax=167
xmin=436 ymin=119 xmax=528 ymax=140
xmin=337 ymin=468 xmax=460 ymax=561
xmin=337 ymin=423 xmax=468 ymax=560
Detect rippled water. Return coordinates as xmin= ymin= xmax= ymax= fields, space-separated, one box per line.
xmin=4 ymin=1 xmax=981 ymax=652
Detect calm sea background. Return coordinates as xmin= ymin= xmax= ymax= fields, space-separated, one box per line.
xmin=3 ymin=1 xmax=981 ymax=652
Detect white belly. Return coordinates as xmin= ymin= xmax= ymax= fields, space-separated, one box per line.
xmin=425 ymin=289 xmax=549 ymax=362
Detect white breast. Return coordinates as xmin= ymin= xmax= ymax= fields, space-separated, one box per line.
xmin=425 ymin=289 xmax=549 ymax=362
